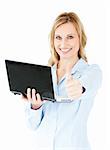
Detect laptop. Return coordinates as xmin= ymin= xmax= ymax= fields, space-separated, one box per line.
xmin=5 ymin=59 xmax=56 ymax=102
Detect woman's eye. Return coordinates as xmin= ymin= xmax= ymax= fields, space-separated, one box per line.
xmin=67 ymin=36 xmax=74 ymax=39
xmin=55 ymin=36 xmax=62 ymax=40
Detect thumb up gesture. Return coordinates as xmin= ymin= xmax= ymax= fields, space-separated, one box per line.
xmin=65 ymin=68 xmax=83 ymax=100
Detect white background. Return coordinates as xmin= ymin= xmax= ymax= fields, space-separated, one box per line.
xmin=0 ymin=0 xmax=107 ymax=150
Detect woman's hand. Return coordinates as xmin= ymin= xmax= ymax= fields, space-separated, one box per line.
xmin=65 ymin=72 xmax=83 ymax=100
xmin=21 ymin=88 xmax=43 ymax=109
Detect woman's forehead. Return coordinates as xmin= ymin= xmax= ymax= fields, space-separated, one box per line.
xmin=55 ymin=22 xmax=77 ymax=35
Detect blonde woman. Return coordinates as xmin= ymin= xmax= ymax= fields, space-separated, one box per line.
xmin=22 ymin=12 xmax=102 ymax=150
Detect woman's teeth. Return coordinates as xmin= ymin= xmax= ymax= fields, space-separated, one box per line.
xmin=60 ymin=48 xmax=72 ymax=52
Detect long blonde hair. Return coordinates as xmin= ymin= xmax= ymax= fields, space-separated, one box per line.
xmin=48 ymin=12 xmax=87 ymax=66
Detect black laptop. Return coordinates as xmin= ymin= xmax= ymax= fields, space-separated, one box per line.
xmin=5 ymin=60 xmax=56 ymax=102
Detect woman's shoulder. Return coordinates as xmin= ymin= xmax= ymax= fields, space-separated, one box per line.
xmin=74 ymin=59 xmax=102 ymax=81
xmin=79 ymin=59 xmax=102 ymax=72
xmin=78 ymin=60 xmax=102 ymax=91
xmin=85 ymin=63 xmax=102 ymax=74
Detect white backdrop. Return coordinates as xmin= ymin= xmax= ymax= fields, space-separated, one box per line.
xmin=0 ymin=0 xmax=106 ymax=150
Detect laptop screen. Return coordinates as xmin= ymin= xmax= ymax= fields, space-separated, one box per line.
xmin=5 ymin=60 xmax=56 ymax=102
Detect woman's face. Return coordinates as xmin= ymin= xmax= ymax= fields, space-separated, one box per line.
xmin=54 ymin=22 xmax=80 ymax=60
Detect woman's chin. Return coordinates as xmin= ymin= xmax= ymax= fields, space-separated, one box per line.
xmin=60 ymin=54 xmax=70 ymax=59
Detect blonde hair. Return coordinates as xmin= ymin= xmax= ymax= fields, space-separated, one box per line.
xmin=48 ymin=12 xmax=87 ymax=66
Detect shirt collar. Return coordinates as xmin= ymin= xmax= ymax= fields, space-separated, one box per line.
xmin=52 ymin=58 xmax=87 ymax=72
xmin=71 ymin=58 xmax=87 ymax=74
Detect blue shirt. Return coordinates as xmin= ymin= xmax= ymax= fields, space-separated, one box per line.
xmin=25 ymin=58 xmax=102 ymax=150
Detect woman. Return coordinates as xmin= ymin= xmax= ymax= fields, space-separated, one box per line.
xmin=22 ymin=12 xmax=102 ymax=150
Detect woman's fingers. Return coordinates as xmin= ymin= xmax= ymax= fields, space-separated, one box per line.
xmin=21 ymin=88 xmax=43 ymax=109
xmin=27 ymin=88 xmax=31 ymax=100
xmin=66 ymin=76 xmax=83 ymax=100
xmin=26 ymin=88 xmax=43 ymax=109
xmin=32 ymin=88 xmax=37 ymax=101
xmin=36 ymin=93 xmax=42 ymax=102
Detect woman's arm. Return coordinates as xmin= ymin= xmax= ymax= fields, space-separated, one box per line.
xmin=78 ymin=64 xmax=102 ymax=97
xmin=25 ymin=102 xmax=44 ymax=130
xmin=22 ymin=88 xmax=45 ymax=130
xmin=65 ymin=64 xmax=102 ymax=100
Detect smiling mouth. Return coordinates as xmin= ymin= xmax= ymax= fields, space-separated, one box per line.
xmin=60 ymin=48 xmax=72 ymax=53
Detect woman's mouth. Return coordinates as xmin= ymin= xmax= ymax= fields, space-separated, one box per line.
xmin=60 ymin=48 xmax=72 ymax=53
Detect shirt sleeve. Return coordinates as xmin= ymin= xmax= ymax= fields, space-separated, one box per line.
xmin=24 ymin=102 xmax=44 ymax=130
xmin=79 ymin=64 xmax=102 ymax=97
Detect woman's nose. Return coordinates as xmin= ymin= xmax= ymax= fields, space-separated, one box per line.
xmin=60 ymin=38 xmax=67 ymax=48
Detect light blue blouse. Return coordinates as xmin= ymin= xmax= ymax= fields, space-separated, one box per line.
xmin=25 ymin=58 xmax=102 ymax=150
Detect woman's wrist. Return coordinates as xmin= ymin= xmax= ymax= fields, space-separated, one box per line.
xmin=31 ymin=103 xmax=42 ymax=110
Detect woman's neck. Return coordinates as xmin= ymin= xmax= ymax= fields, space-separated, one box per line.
xmin=57 ymin=56 xmax=79 ymax=71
